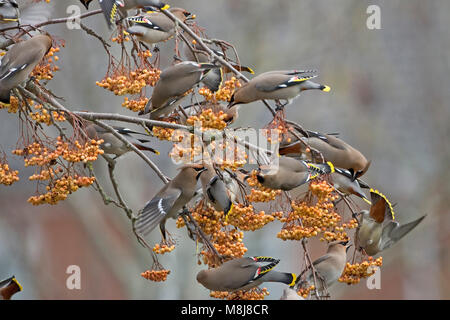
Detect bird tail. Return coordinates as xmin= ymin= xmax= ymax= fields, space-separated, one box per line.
xmin=224 ymin=202 xmax=234 ymax=223
xmin=279 ymin=141 xmax=302 ymax=156
xmin=132 ymin=140 xmax=160 ymax=155
xmin=307 ymin=161 xmax=335 ymax=177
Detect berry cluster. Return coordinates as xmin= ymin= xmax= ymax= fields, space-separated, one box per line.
xmin=246 ymin=170 xmax=282 ymax=202
xmin=29 ymin=104 xmax=66 ymax=125
xmin=210 ymin=288 xmax=269 ymax=300
xmin=198 ymin=77 xmax=242 ymax=102
xmin=152 ymin=124 xmax=176 ymax=141
xmin=13 ymin=137 xmax=104 ymax=166
xmin=226 ymin=204 xmax=275 ymax=231
xmin=0 ymin=96 xmax=20 ymax=113
xmin=169 ymin=132 xmax=203 ymax=164
xmin=207 ymin=140 xmax=247 ymax=171
xmin=27 ymin=175 xmax=96 ymax=205
xmin=141 ymin=269 xmax=171 ymax=282
xmin=122 ymin=97 xmax=149 ymax=112
xmin=0 ymin=162 xmax=19 ymax=186
xmin=298 ymin=285 xmax=315 ymax=298
xmin=339 ymin=257 xmax=383 ymax=284
xmin=153 ymin=243 xmax=176 ymax=254
xmin=186 ymin=108 xmax=228 ymax=130
xmin=96 ymin=68 xmax=160 ymax=95
xmin=277 ymin=181 xmax=343 ymax=241
xmin=31 ymin=46 xmax=61 ymax=81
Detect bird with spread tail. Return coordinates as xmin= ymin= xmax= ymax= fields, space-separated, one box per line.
xmin=358 ymin=189 xmax=426 ymax=256
xmin=0 ymin=276 xmax=22 ymax=300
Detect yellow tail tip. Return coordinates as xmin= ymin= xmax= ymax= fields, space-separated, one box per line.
xmin=161 ymin=4 xmax=170 ymax=10
xmin=154 ymin=150 xmax=160 ymax=155
xmin=247 ymin=67 xmax=255 ymax=74
xmin=327 ymin=161 xmax=335 ymax=173
xmin=123 ymin=30 xmax=130 ymax=36
xmin=289 ymin=273 xmax=297 ymax=287
xmin=322 ymin=85 xmax=331 ymax=92
xmin=12 ymin=277 xmax=23 ymax=291
xmin=2 ymin=18 xmax=18 ymax=22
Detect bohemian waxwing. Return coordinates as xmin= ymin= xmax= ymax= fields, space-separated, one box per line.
xmin=135 ymin=164 xmax=206 ymax=240
xmin=79 ymin=0 xmax=170 ymax=28
xmin=139 ymin=61 xmax=219 ymax=120
xmin=303 ymin=240 xmax=349 ymax=291
xmin=126 ymin=8 xmax=192 ymax=46
xmin=84 ymin=123 xmax=159 ymax=158
xmin=0 ymin=34 xmax=52 ymax=104
xmin=228 ymin=70 xmax=330 ymax=108
xmin=199 ymin=162 xmax=238 ymax=220
xmin=196 ymin=256 xmax=297 ymax=292
xmin=279 ymin=130 xmax=370 ymax=181
xmin=358 ymin=189 xmax=426 ymax=256
xmin=254 ymin=156 xmax=335 ymax=191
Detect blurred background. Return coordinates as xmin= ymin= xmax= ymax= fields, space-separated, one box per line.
xmin=1 ymin=0 xmax=449 ymax=299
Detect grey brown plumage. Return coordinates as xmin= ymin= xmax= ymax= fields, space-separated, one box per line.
xmin=126 ymin=8 xmax=191 ymax=45
xmin=80 ymin=0 xmax=170 ymax=28
xmin=196 ymin=256 xmax=296 ymax=292
xmin=254 ymin=156 xmax=335 ymax=191
xmin=199 ymin=162 xmax=238 ymax=219
xmin=140 ymin=61 xmax=219 ymax=120
xmin=304 ymin=240 xmax=349 ymax=291
xmin=84 ymin=123 xmax=159 ymax=158
xmin=182 ymin=36 xmax=254 ymax=92
xmin=228 ymin=70 xmax=330 ymax=108
xmin=135 ymin=164 xmax=205 ymax=239
xmin=0 ymin=34 xmax=52 ymax=104
xmin=0 ymin=276 xmax=22 ymax=300
xmin=331 ymin=167 xmax=371 ymax=203
xmin=279 ymin=130 xmax=370 ymax=180
xmin=0 ymin=0 xmax=18 ymax=23
xmin=358 ymin=189 xmax=426 ymax=256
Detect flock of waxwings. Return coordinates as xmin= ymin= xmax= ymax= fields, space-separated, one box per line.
xmin=0 ymin=0 xmax=426 ymax=299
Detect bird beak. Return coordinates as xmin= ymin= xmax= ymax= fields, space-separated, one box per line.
xmin=320 ymin=85 xmax=331 ymax=92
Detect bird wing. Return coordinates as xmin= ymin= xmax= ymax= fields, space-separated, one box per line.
xmin=205 ymin=175 xmax=219 ymax=203
xmin=126 ymin=14 xmax=168 ymax=31
xmin=312 ymin=254 xmax=331 ymax=267
xmin=99 ymin=0 xmax=123 ymax=27
xmin=369 ymin=189 xmax=395 ymax=222
xmin=0 ymin=43 xmax=44 ymax=81
xmin=380 ymin=215 xmax=426 ymax=251
xmin=135 ymin=188 xmax=182 ymax=236
xmin=254 ymin=74 xmax=317 ymax=92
